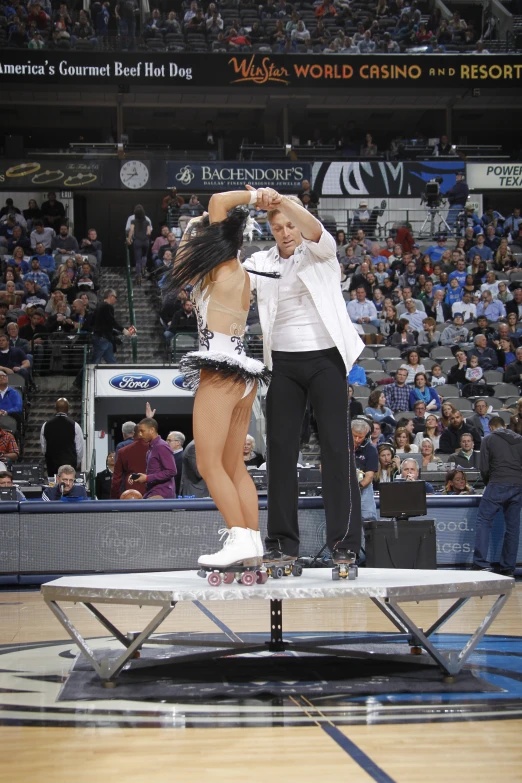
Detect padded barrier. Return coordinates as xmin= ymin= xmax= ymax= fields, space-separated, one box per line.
xmin=0 ymin=497 xmax=520 ymax=583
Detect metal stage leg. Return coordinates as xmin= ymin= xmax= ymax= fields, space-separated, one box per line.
xmin=267 ymin=599 xmax=285 ymax=651
xmin=45 ymin=599 xmax=176 ymax=682
xmin=373 ymin=593 xmax=510 ymax=676
xmin=424 ymin=597 xmax=470 ymax=637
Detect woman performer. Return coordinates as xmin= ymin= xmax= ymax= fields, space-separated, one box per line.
xmin=170 ymin=188 xmax=274 ymax=569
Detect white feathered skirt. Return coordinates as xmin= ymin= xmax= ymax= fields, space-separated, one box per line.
xmin=179 ymin=331 xmax=271 ymax=392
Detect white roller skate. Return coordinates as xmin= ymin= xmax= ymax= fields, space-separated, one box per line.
xmin=197 ymin=527 xmax=262 ymax=586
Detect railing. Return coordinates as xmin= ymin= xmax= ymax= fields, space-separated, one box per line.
xmin=31 ymin=332 xmax=92 ymax=376
xmin=89 ymin=444 xmax=96 ymax=499
xmin=124 ymin=243 xmax=138 ymax=363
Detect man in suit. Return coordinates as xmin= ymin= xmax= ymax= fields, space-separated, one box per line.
xmin=166 ymin=430 xmax=185 ymax=496
xmin=506 ymin=287 xmax=522 ymax=321
xmin=180 ymin=439 xmax=209 ymax=497
xmin=425 ymin=289 xmax=451 ymax=323
xmin=40 ymin=397 xmax=83 ymax=477
xmin=466 ymin=398 xmax=491 ymax=439
xmin=110 ymin=425 xmax=149 ymax=498
xmin=95 ymin=452 xmax=115 ymax=499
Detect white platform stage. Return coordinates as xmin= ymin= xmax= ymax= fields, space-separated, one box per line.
xmin=42 ymin=568 xmax=514 ymax=685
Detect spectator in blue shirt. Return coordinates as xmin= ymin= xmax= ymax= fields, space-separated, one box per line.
xmin=32 ymin=242 xmax=56 ymax=275
xmin=425 ymin=235 xmax=448 ymax=263
xmin=444 ymin=277 xmax=463 ymax=307
xmin=0 ymin=370 xmax=23 ymax=420
xmin=476 ymin=290 xmax=506 ymax=322
xmin=348 ymin=360 xmax=368 ymax=386
xmin=448 ymin=258 xmax=467 ymax=287
xmin=466 ymin=233 xmax=493 ymax=263
xmin=23 ymin=258 xmax=50 ymax=294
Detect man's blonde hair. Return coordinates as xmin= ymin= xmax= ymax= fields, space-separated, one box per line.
xmin=268 ymin=194 xmax=303 ymax=222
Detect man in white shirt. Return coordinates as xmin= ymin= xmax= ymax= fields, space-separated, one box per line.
xmin=243 ymin=187 xmax=364 ymax=564
xmin=402 ymin=298 xmax=427 ymax=332
xmin=346 ymin=286 xmax=380 ymax=328
xmin=453 ymin=290 xmax=476 ymax=321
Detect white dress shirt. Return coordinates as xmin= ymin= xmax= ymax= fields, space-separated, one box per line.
xmin=244 ymin=228 xmax=364 ymax=372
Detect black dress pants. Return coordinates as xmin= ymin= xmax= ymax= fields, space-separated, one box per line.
xmin=266 ymin=347 xmax=362 ymax=556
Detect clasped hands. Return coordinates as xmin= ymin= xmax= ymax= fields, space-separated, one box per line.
xmin=246 ymin=184 xmax=283 ymax=210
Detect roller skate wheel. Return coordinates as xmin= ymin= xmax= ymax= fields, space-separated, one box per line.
xmin=348 ymin=566 xmax=357 ymax=581
xmin=223 ymin=572 xmax=235 ymax=584
xmin=332 ymin=569 xmax=340 ymax=581
xmin=208 ymin=572 xmax=222 ymax=587
xmin=241 ymin=571 xmax=256 ymax=586
xmin=271 ymin=566 xmax=284 ymax=580
xmin=291 ymin=563 xmax=303 ymax=577
xmin=256 ymin=570 xmax=268 ymax=584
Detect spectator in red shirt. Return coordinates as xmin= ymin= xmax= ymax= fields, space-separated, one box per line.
xmin=110 ymin=425 xmax=149 ymax=498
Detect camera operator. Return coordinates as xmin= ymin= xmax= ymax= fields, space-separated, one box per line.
xmin=446 ymin=171 xmax=469 ymax=232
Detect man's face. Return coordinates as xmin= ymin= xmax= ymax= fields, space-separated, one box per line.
xmin=183 ymin=301 xmax=193 ymax=313
xmin=414 ymin=403 xmax=426 ymax=417
xmin=0 ymin=374 xmax=8 ymax=390
xmin=514 ymin=289 xmax=522 ymax=303
xmin=477 ymin=234 xmax=485 ymax=244
xmin=59 ymin=472 xmax=75 ymax=493
xmin=450 ymin=411 xmax=463 ymax=429
xmin=386 ymin=238 xmax=394 ymax=249
xmin=0 ymin=337 xmax=9 ymax=352
xmin=475 ymin=400 xmax=487 ymax=416
xmin=406 ymin=300 xmax=415 ymax=312
xmin=35 ymin=225 xmax=44 ymax=234
xmin=137 ymin=424 xmax=155 ymax=443
xmin=516 ymin=347 xmax=522 ymax=363
xmin=0 ymin=475 xmax=12 ymax=487
xmin=31 ymin=259 xmax=40 ymax=270
xmin=12 ymin=227 xmax=22 ymax=238
xmin=454 ymin=315 xmax=463 ymax=326
xmin=498 ymin=325 xmax=509 ymax=339
xmin=107 ymin=452 xmax=115 ymax=471
xmin=476 ymin=335 xmax=487 ymax=349
xmin=395 ymin=368 xmax=408 ymax=386
xmin=351 ymin=428 xmax=368 ymax=449
xmin=59 ymin=226 xmax=68 ymax=237
xmin=31 ymin=313 xmax=41 ymax=327
xmin=401 ymin=462 xmax=419 ymax=481
xmin=7 ymin=324 xmax=17 ymax=339
xmin=425 ymin=280 xmax=433 ymax=292
xmin=356 ymin=287 xmax=366 ymax=302
xmin=270 ymin=213 xmax=302 ymax=259
xmin=402 ymin=287 xmax=412 ymax=300
xmin=460 ymin=434 xmax=473 ymax=452
xmin=161 ymin=226 xmax=169 ymax=237
xmin=356 ymin=230 xmax=365 ymax=241
xmin=407 ymin=262 xmax=416 ymax=273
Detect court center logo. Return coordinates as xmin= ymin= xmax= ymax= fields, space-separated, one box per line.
xmin=109 ymin=373 xmax=160 ymax=391
xmin=95 ymin=520 xmax=145 ymax=562
xmin=175 ymin=165 xmax=195 ymax=185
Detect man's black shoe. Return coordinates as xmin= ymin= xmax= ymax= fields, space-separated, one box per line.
xmin=497 ymin=568 xmax=515 ymax=577
xmin=471 ymin=564 xmax=493 ymax=572
xmin=262 ymin=547 xmax=295 ymax=563
xmin=332 ymin=548 xmax=356 ymax=565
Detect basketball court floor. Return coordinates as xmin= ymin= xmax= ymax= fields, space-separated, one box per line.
xmin=0 ymin=575 xmax=521 ymax=782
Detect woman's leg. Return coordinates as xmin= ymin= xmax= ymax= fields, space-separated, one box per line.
xmin=193 ymin=372 xmax=251 ymax=530
xmin=222 ymin=382 xmax=259 ymax=530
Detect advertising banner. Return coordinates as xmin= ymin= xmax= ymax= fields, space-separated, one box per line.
xmin=467 ymin=162 xmax=522 ymax=190
xmin=95 ymin=368 xmax=193 ymax=397
xmin=167 ymin=161 xmax=310 ymax=191
xmin=312 ymin=160 xmax=463 ymax=197
xmin=0 ymin=51 xmax=521 ymax=89
xmin=0 ymin=158 xmax=120 ymax=189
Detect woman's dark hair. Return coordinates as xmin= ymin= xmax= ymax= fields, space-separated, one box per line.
xmin=368 ymin=388 xmax=384 ymax=410
xmin=397 ymin=318 xmax=409 ymax=332
xmin=414 ymin=371 xmax=429 ymax=386
xmin=444 ymin=468 xmax=470 ymax=494
xmin=335 ymin=229 xmax=346 ymax=245
xmin=134 ymin=206 xmax=146 ymax=221
xmin=169 ymin=206 xmax=249 ymax=291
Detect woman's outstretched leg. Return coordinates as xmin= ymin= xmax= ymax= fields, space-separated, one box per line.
xmin=222 ymin=382 xmax=259 ymax=531
xmin=193 ymin=373 xmax=258 ymax=567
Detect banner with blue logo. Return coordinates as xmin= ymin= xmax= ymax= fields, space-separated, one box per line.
xmin=312 ymin=160 xmax=463 ymax=197
xmin=167 ymin=162 xmax=310 ymax=192
xmin=97 ymin=369 xmax=192 ymax=396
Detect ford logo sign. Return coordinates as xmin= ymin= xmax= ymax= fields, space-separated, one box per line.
xmin=109 ymin=374 xmax=160 ymax=391
xmin=173 ymin=374 xmax=191 ymax=390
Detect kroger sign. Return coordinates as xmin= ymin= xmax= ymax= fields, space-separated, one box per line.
xmin=109 ymin=374 xmax=160 ymax=391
